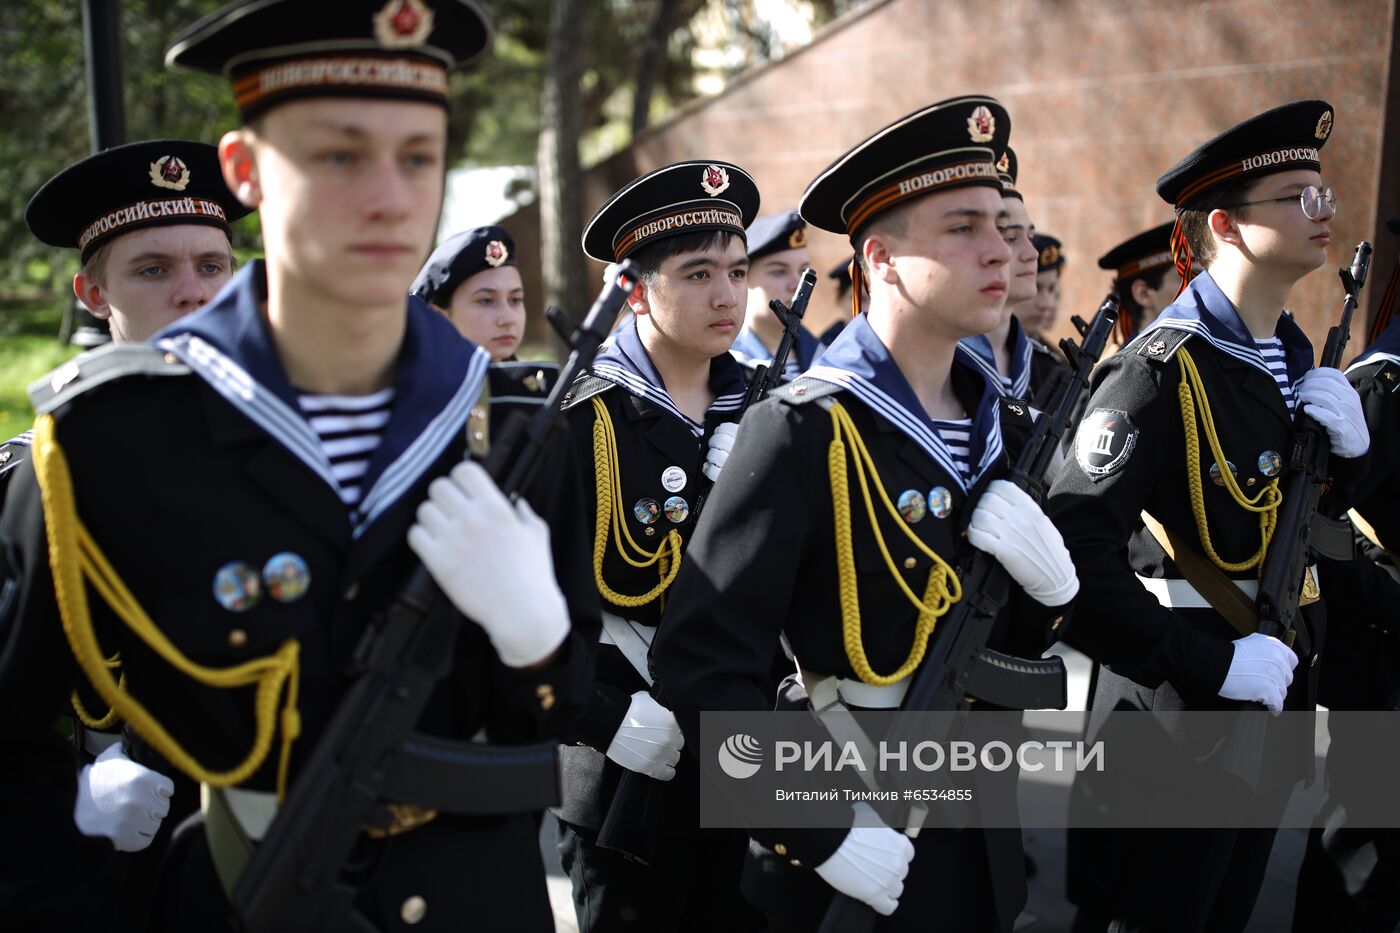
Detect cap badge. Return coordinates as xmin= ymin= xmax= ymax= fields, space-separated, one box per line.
xmin=788 ymin=227 xmax=807 ymax=249
xmin=1315 ymin=111 xmax=1333 ymax=141
xmin=996 ymin=152 xmax=1010 ymax=173
xmin=485 ymin=239 xmax=509 ymax=267
xmin=374 ymin=0 xmax=434 ymax=48
xmin=967 ymin=105 xmax=996 ymax=144
xmin=700 ymin=164 xmax=731 ymax=197
xmin=1039 ymin=244 xmax=1061 ymax=267
xmin=149 ymin=156 xmax=191 ymax=192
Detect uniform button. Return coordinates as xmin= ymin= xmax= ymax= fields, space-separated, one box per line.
xmin=773 ymin=843 xmax=788 ymax=856
xmin=343 ymin=582 xmax=360 ymax=602
xmin=790 ymin=858 xmax=802 ymax=867
xmin=163 ymin=352 xmax=179 ymax=365
xmin=903 ymin=557 xmax=916 ymax=570
xmin=1312 ymin=654 xmax=1320 ymax=668
xmin=1246 ymin=478 xmax=1257 ymax=487
xmin=1051 ymin=616 xmax=1064 ymax=632
xmin=537 ymin=684 xmax=556 ymax=710
xmin=400 ymin=895 xmax=427 ymax=925
xmin=227 ymin=628 xmax=248 ymax=648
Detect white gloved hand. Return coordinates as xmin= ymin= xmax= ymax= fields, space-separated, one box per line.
xmin=73 ymin=744 xmax=174 ymax=852
xmin=408 ymin=461 xmax=569 ymax=668
xmin=701 ymin=422 xmax=740 ymax=483
xmin=604 ymin=691 xmax=684 ymax=781
xmin=1218 ymin=631 xmax=1298 ymax=713
xmin=967 ymin=480 xmax=1079 ymax=606
xmin=814 ymin=803 xmax=915 ymax=916
xmin=1295 ymin=367 xmax=1369 ymax=458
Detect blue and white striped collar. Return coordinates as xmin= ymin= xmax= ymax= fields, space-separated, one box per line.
xmin=804 ymin=314 xmax=1003 ymax=493
xmin=587 ymin=317 xmax=748 ymax=436
xmin=730 ymin=322 xmax=823 ymax=378
xmin=153 ymin=261 xmax=489 ymax=538
xmin=1133 ymin=269 xmax=1314 ymax=384
xmin=1348 ymin=316 xmax=1400 ymax=373
xmin=958 ymin=313 xmax=1033 ymax=400
xmin=3 ymin=428 xmax=34 ymax=448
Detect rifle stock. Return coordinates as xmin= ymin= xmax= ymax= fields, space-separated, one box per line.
xmin=595 ymin=266 xmax=818 ymax=864
xmin=818 ymin=295 xmax=1119 ymax=932
xmin=232 ymin=262 xmax=639 ymax=933
xmin=1224 ymin=242 xmax=1371 ymax=790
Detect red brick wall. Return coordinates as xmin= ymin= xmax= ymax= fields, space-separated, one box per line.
xmin=512 ymin=0 xmax=1398 ymax=355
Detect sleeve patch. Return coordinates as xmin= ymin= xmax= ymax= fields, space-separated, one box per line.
xmin=1075 ymin=408 xmax=1138 ymax=481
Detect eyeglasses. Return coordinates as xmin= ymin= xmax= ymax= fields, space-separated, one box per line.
xmin=1219 ymin=185 xmax=1337 ymax=221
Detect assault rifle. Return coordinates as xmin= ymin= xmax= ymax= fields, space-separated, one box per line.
xmin=593 ymin=266 xmax=818 ymax=864
xmin=1223 ymin=242 xmax=1372 ymax=790
xmin=819 ymin=294 xmax=1119 ymax=933
xmin=232 ymin=262 xmax=639 ymax=933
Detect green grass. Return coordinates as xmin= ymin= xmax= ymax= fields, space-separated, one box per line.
xmin=0 ymin=332 xmax=78 ymax=435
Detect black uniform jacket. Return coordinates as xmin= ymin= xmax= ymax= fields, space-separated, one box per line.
xmin=0 ymin=428 xmax=31 ymax=515
xmin=959 ymin=313 xmax=1056 ymax=403
xmin=653 ymin=315 xmax=1068 ymax=931
xmin=553 ymin=318 xmax=746 ymax=831
xmin=0 ymin=263 xmax=599 ymax=931
xmin=1047 ymin=270 xmax=1364 ymax=722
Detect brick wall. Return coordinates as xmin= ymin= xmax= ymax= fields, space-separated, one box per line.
xmin=510 ymin=0 xmax=1398 ymax=355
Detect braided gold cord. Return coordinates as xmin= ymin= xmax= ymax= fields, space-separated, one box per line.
xmin=1175 ymin=347 xmax=1281 ymax=573
xmin=589 ymin=397 xmax=683 ymax=608
xmin=827 ymin=402 xmax=961 ymax=686
xmin=32 ymin=414 xmax=302 ymax=798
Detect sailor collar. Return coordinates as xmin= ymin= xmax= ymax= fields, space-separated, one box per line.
xmin=1134 ymin=268 xmax=1314 ymax=385
xmin=588 ymin=316 xmax=747 ymax=436
xmin=957 ymin=313 xmax=1034 ymax=400
xmin=154 ymin=261 xmax=490 ymax=538
xmin=805 ymin=313 xmax=1004 ymax=493
xmin=729 ymin=322 xmax=822 ymax=379
xmin=1348 ymin=316 xmax=1400 ymax=374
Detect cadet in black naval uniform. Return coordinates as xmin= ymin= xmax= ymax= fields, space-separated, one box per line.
xmin=0 ymin=3 xmax=599 ymax=931
xmin=1047 ymin=100 xmax=1368 ymax=933
xmin=553 ymin=160 xmax=763 ymax=932
xmin=653 ymin=95 xmax=1080 ymax=932
xmin=411 ymin=223 xmax=560 ymax=404
xmin=0 ymin=140 xmax=247 ymax=515
xmin=1291 ymin=219 xmax=1400 ymax=933
xmin=960 ymin=146 xmax=1050 ymax=402
xmin=1096 ymin=220 xmax=1184 ymax=345
xmin=730 ymin=210 xmax=822 ymax=380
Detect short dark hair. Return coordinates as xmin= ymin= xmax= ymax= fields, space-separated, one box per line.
xmin=630 ymin=229 xmax=743 ymax=283
xmin=1177 ymin=176 xmax=1257 ymax=267
xmin=1116 ymin=265 xmax=1171 ymax=329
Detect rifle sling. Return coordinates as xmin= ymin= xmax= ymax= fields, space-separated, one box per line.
xmin=1139 ymin=510 xmax=1269 ymax=641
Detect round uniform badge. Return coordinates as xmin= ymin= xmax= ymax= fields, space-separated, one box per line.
xmin=213 ymin=561 xmax=261 ymax=613
xmin=1258 ymin=450 xmax=1282 ymax=477
xmin=1075 ymin=409 xmax=1139 ymax=482
xmin=263 ymin=552 xmax=311 ymax=604
xmin=898 ymin=489 xmax=927 ymax=523
xmin=664 ymin=496 xmax=690 ymax=523
xmin=661 ymin=466 xmax=687 ymax=493
xmin=1209 ymin=461 xmax=1237 ymax=487
xmin=633 ymin=498 xmax=661 ymax=525
xmin=927 ymin=486 xmax=953 ymax=520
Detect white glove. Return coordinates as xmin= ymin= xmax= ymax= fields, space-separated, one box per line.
xmin=1295 ymin=367 xmax=1369 ymax=458
xmin=702 ymin=422 xmax=740 ymax=483
xmin=1218 ymin=631 xmax=1298 ymax=712
xmin=967 ymin=480 xmax=1079 ymax=606
xmin=604 ymin=690 xmax=684 ymax=781
xmin=408 ymin=461 xmax=569 ymax=668
xmin=814 ymin=803 xmax=915 ymax=916
xmin=73 ymin=744 xmax=174 ymax=852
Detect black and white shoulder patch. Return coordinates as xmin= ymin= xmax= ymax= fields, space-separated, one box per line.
xmin=28 ymin=343 xmax=189 ymax=415
xmin=1132 ymin=327 xmax=1192 ymax=364
xmin=771 ymin=376 xmax=842 ymax=407
xmin=1075 ymin=408 xmax=1139 ymax=481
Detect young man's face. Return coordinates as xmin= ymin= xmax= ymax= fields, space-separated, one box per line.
xmin=74 ymin=225 xmax=234 ymax=343
xmin=634 ymin=236 xmax=749 ymax=360
xmin=436 ymin=265 xmax=526 ymax=361
xmin=1002 ymin=196 xmax=1038 ymax=303
xmin=241 ymin=98 xmax=447 ymax=310
xmin=1223 ymin=168 xmax=1333 ymax=277
xmin=1017 ymin=268 xmax=1061 ymax=338
xmin=1132 ymin=268 xmax=1185 ymax=324
xmin=876 ymin=185 xmax=1012 ymax=340
xmin=746 ymin=245 xmax=809 ymax=320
